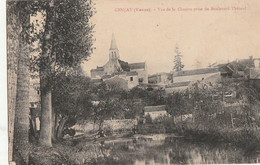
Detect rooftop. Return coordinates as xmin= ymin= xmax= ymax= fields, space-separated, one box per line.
xmin=91 ymin=66 xmax=104 ymax=72
xmin=174 ymin=68 xmax=219 ymax=77
xmin=126 ymin=71 xmax=138 ymax=76
xmin=129 ymin=62 xmax=146 ymax=70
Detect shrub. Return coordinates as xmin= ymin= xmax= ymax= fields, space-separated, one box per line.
xmin=103 ymin=125 xmax=113 ymax=136
xmin=145 ymin=114 xmax=153 ymax=124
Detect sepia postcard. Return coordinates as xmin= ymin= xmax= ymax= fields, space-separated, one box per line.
xmin=5 ymin=0 xmax=260 ymax=164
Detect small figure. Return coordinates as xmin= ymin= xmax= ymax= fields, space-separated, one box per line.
xmin=132 ymin=125 xmax=137 ymax=134
xmin=98 ymin=128 xmax=105 ymax=138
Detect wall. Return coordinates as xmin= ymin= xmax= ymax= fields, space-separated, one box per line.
xmin=103 ymin=119 xmax=137 ymax=131
xmin=145 ymin=111 xmax=167 ymax=120
xmin=159 ymin=74 xmax=170 ymax=85
xmin=173 ymin=72 xmax=220 ymax=83
xmin=72 ymin=119 xmax=137 ymax=133
xmin=148 ymin=75 xmax=158 ymax=84
xmin=131 ymin=68 xmax=148 ymax=83
xmin=249 ymin=68 xmax=260 ymax=79
xmin=103 ymin=59 xmax=121 ymax=75
xmin=127 ymin=75 xmax=139 ymax=89
xmin=254 ymin=59 xmax=260 ymax=68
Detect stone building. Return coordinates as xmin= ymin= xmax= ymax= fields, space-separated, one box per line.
xmin=91 ymin=34 xmax=148 ymax=89
xmin=144 ymin=105 xmax=168 ymax=120
xmin=148 ymin=72 xmax=172 ymax=85
xmin=165 ymin=68 xmax=221 ymax=93
xmin=248 ymin=58 xmax=260 ymax=80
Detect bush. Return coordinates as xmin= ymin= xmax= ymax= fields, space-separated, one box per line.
xmin=103 ymin=125 xmax=113 ymax=136
xmin=145 ymin=114 xmax=153 ymax=124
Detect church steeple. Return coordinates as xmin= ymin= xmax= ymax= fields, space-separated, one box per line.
xmin=110 ymin=33 xmax=118 ymax=50
xmin=109 ymin=33 xmax=120 ymax=60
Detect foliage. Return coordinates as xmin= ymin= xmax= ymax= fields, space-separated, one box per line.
xmin=85 ymin=83 xmax=130 ymax=131
xmin=30 ymin=0 xmax=95 ymax=77
xmin=52 ymin=72 xmax=93 ymax=122
xmin=28 ymin=0 xmax=95 ymax=145
xmin=145 ymin=114 xmax=153 ymax=124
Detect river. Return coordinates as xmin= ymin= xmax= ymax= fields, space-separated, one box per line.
xmin=93 ymin=134 xmax=260 ymax=165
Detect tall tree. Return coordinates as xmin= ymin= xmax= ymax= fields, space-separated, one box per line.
xmin=7 ymin=1 xmax=20 ymax=163
xmin=29 ymin=0 xmax=95 ymax=146
xmin=52 ymin=72 xmax=93 ymax=140
xmin=173 ymin=45 xmax=184 ymax=72
xmin=38 ymin=0 xmax=56 ymax=147
xmin=11 ymin=1 xmax=31 ymax=164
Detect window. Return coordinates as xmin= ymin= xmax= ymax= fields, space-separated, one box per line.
xmin=130 ymin=77 xmax=133 ymax=81
xmin=138 ymin=78 xmax=143 ymax=83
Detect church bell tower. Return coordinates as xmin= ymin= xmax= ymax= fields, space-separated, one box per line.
xmin=109 ymin=33 xmax=120 ymax=61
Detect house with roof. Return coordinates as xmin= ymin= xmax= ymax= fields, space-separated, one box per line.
xmin=247 ymin=58 xmax=260 ymax=90
xmin=129 ymin=62 xmax=148 ymax=84
xmin=148 ymin=72 xmax=172 ymax=85
xmin=217 ymin=56 xmax=257 ymax=79
xmin=165 ymin=67 xmax=221 ymax=93
xmin=90 ymin=34 xmax=148 ymax=89
xmin=144 ymin=105 xmax=168 ymax=120
xmin=248 ymin=58 xmax=260 ymax=80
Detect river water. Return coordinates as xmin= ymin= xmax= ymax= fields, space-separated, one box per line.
xmin=95 ymin=134 xmax=260 ymax=165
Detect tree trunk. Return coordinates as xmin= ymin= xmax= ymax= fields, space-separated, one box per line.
xmin=13 ymin=2 xmax=30 ymax=163
xmin=57 ymin=116 xmax=68 ymax=140
xmin=30 ymin=117 xmax=37 ymax=139
xmin=39 ymin=0 xmax=55 ymax=147
xmin=7 ymin=2 xmax=20 ymax=162
xmin=51 ymin=110 xmax=58 ymax=142
xmin=39 ymin=88 xmax=53 ymax=147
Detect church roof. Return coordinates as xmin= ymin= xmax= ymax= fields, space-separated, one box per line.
xmin=110 ymin=33 xmax=118 ymax=50
xmin=129 ymin=62 xmax=146 ymax=70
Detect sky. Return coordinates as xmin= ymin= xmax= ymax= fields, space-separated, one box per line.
xmin=82 ymin=0 xmax=260 ymax=76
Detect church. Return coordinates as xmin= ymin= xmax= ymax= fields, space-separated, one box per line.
xmin=90 ymin=34 xmax=148 ymax=89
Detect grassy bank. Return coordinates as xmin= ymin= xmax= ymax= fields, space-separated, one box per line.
xmin=29 ymin=121 xmax=260 ymax=164
xmin=180 ymin=125 xmax=260 ymax=155
xmin=29 ymin=132 xmax=134 ymax=164
xmin=29 ymin=136 xmax=108 ymax=164
xmin=137 ymin=120 xmax=260 ymax=155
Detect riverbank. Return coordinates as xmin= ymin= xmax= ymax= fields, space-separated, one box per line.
xmin=28 ymin=123 xmax=260 ymax=164
xmin=29 ymin=132 xmax=135 ymax=164
xmin=29 ymin=129 xmax=260 ymax=164
xmin=180 ymin=126 xmax=260 ymax=155
xmin=136 ymin=121 xmax=260 ymax=155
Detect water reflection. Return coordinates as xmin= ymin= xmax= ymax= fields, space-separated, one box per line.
xmin=96 ymin=135 xmax=259 ymax=165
